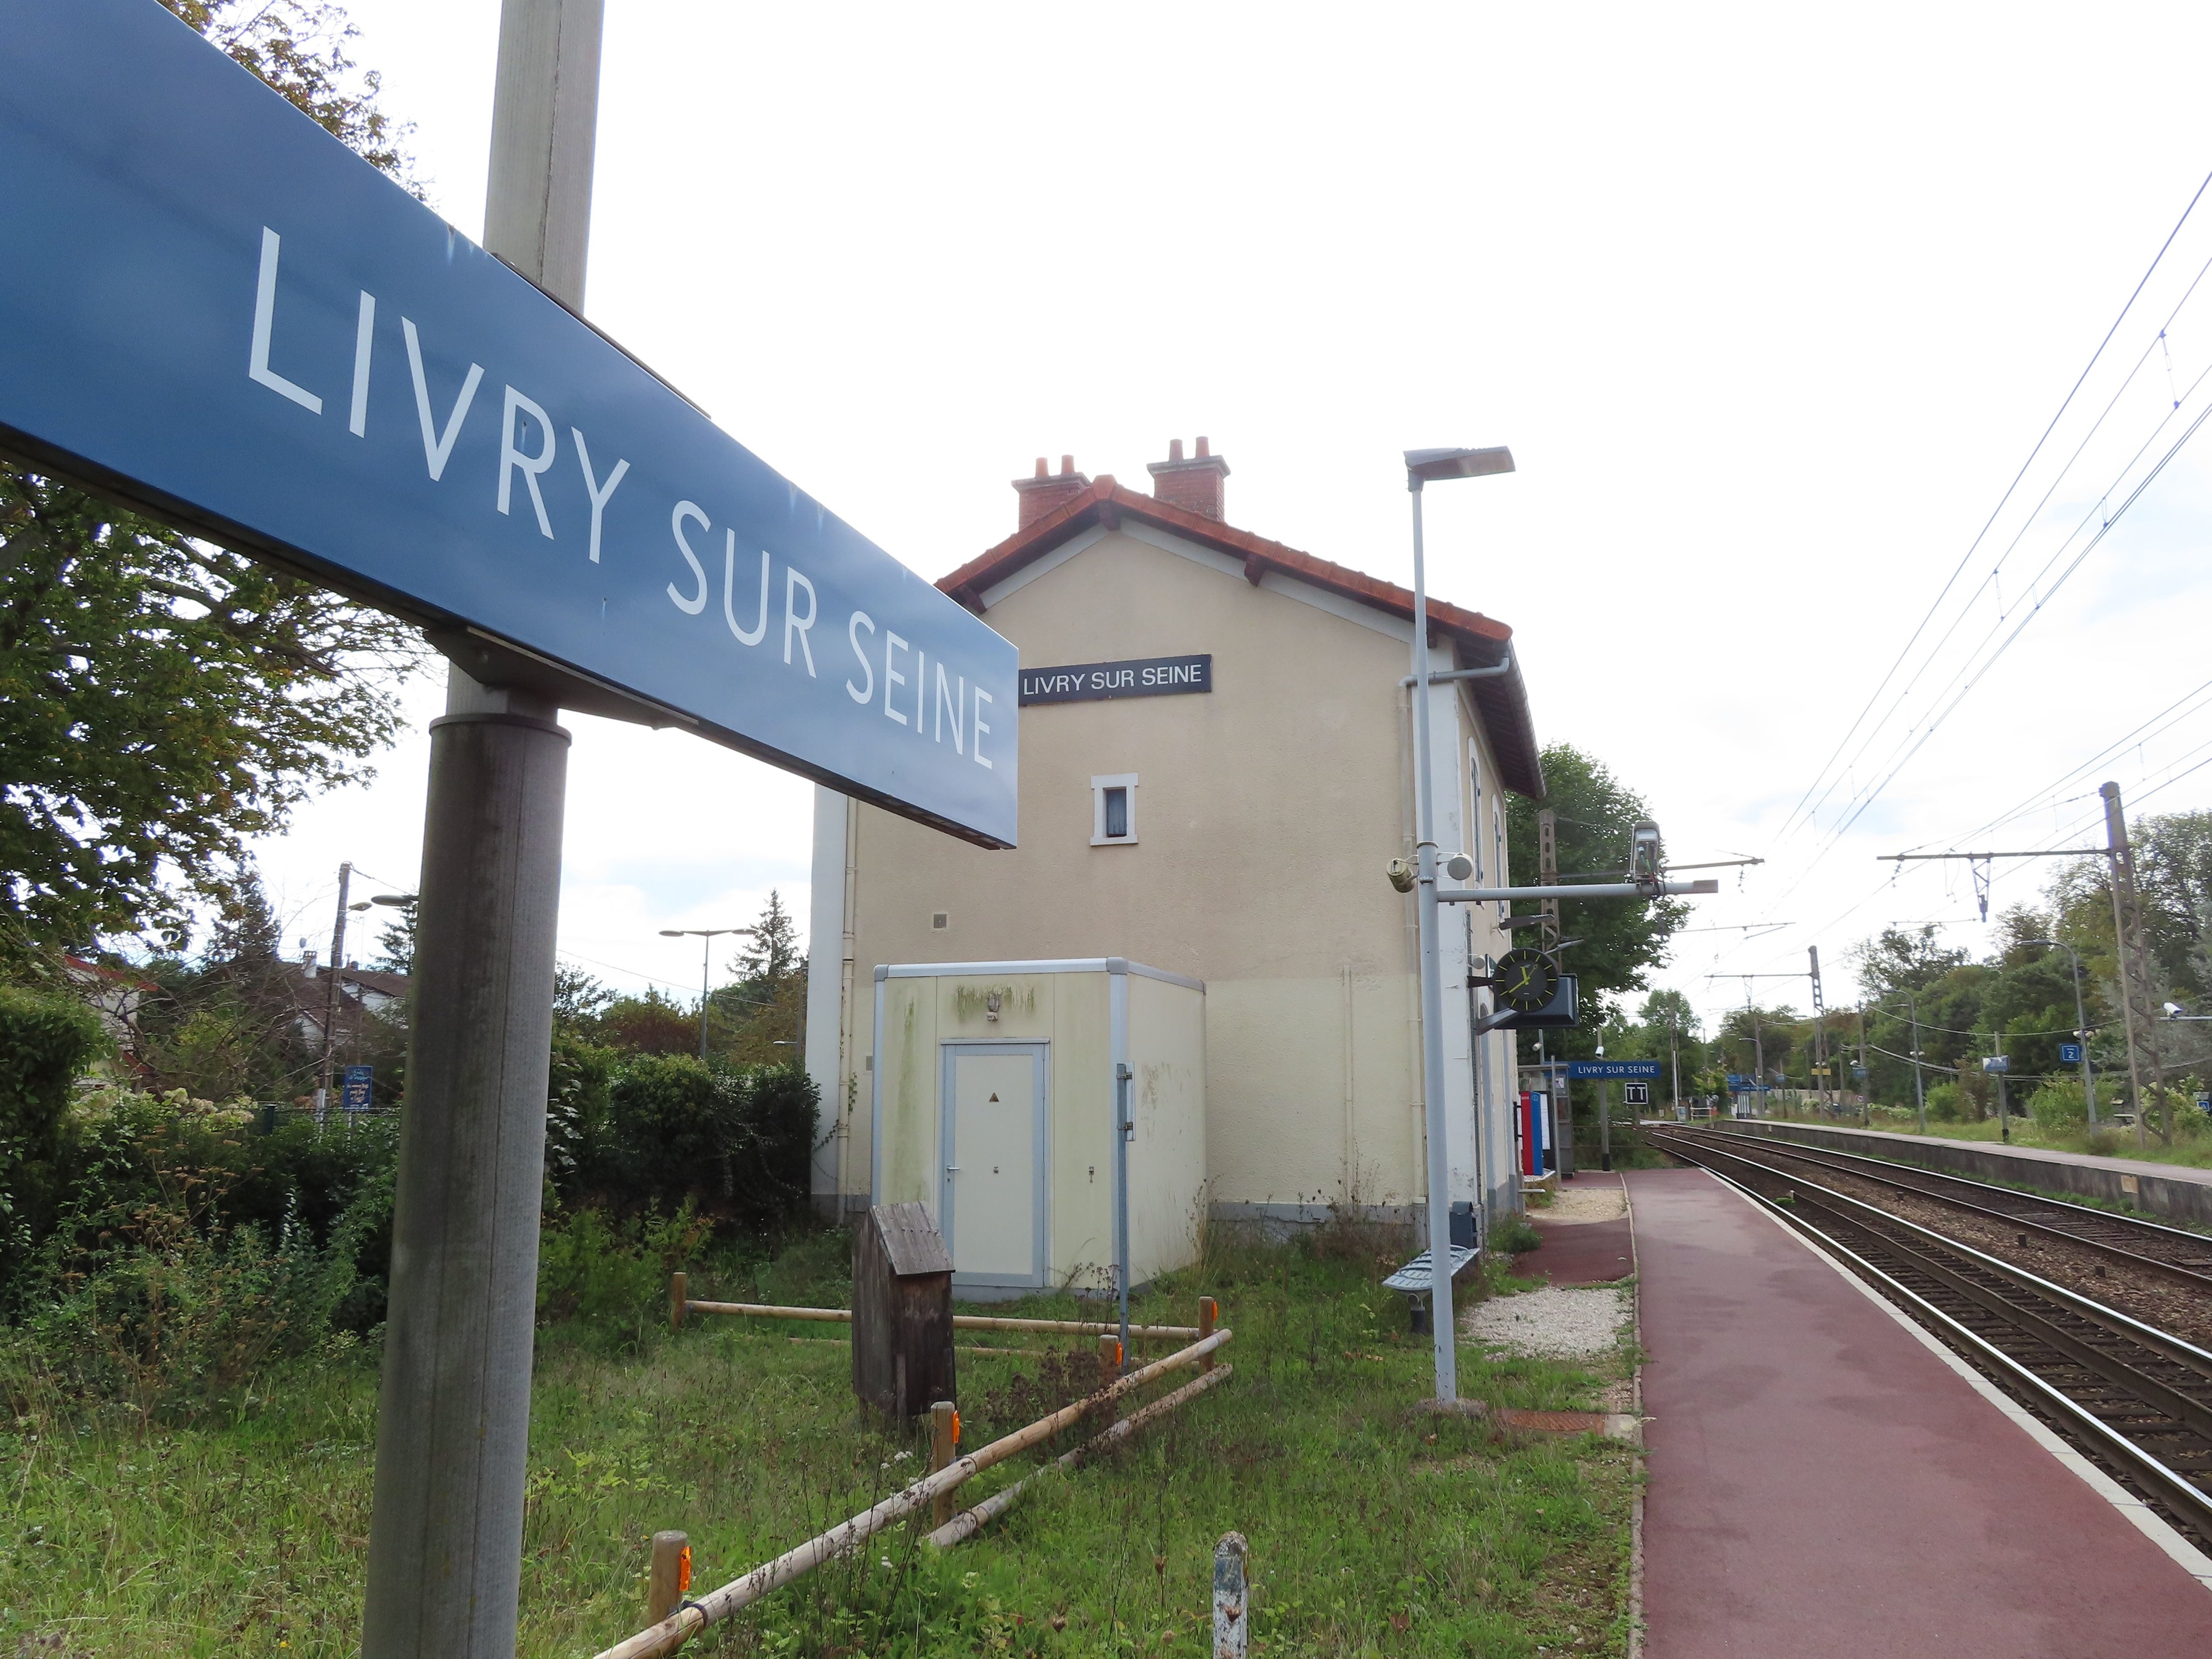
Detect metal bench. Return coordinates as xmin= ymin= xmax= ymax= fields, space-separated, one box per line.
xmin=1383 ymin=1244 xmax=1480 ymax=1333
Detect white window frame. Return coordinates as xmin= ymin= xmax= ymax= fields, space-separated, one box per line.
xmin=1090 ymin=773 xmax=1138 ymax=846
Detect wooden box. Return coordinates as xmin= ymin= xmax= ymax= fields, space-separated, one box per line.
xmin=851 ymin=1202 xmax=955 ymax=1420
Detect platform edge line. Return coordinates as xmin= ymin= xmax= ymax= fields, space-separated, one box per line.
xmin=1714 ymin=1168 xmax=2212 ymax=1594
xmin=1624 ymin=1176 xmax=1646 ymax=1659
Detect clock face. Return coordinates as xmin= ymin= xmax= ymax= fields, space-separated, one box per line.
xmin=1494 ymin=948 xmax=1560 ymax=1014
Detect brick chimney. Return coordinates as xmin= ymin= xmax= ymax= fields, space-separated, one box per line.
xmin=1147 ymin=436 xmax=1229 ymax=520
xmin=1012 ymin=454 xmax=1091 ymax=529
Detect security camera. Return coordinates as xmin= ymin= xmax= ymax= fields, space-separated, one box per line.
xmin=1444 ymin=853 xmax=1475 ymax=882
xmin=1386 ymin=857 xmax=1415 ymax=894
xmin=2166 ymin=1002 xmax=2187 ymax=1019
xmin=1631 ymin=820 xmax=1663 ymax=882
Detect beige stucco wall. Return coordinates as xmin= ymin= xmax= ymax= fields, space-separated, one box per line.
xmin=815 ymin=523 xmax=1516 ymax=1223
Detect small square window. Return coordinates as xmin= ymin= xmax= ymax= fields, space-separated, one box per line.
xmin=1091 ymin=773 xmax=1138 ymax=845
xmin=931 ymin=911 xmax=949 ymax=930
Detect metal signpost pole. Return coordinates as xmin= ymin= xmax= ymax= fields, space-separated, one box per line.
xmin=1406 ymin=476 xmax=1457 ymax=1403
xmin=1114 ymin=1061 xmax=1133 ymax=1362
xmin=362 ymin=4 xmax=599 ymax=1654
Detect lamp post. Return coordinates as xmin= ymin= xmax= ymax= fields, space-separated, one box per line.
xmin=1403 ymin=443 xmax=1514 ymax=1406
xmin=2025 ymin=940 xmax=2096 ymax=1128
xmin=660 ymin=927 xmax=744 ymax=1061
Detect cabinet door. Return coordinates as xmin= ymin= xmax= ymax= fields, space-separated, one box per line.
xmin=942 ymin=1045 xmax=1045 ymax=1283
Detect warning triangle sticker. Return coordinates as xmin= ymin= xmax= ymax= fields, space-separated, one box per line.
xmin=988 ymin=1093 xmax=998 ymax=1102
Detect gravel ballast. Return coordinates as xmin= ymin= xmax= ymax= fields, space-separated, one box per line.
xmin=1463 ymin=1284 xmax=1632 ymax=1359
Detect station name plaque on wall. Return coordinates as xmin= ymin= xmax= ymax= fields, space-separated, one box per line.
xmin=1018 ymin=654 xmax=1213 ymax=705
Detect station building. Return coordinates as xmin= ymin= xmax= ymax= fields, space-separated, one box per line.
xmin=802 ymin=440 xmax=1545 ymax=1276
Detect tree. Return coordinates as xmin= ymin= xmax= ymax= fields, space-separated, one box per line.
xmin=1505 ymin=745 xmax=1690 ymax=1033
xmin=710 ymin=891 xmax=807 ymax=1067
xmin=730 ymin=890 xmax=804 ymax=989
xmin=0 ymin=2 xmax=425 ymax=964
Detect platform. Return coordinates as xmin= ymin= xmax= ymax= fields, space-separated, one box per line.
xmin=1628 ymin=1165 xmax=2212 ymax=1656
xmin=1517 ymin=1171 xmax=1634 ymax=1286
xmin=1709 ymin=1118 xmax=2212 ymax=1228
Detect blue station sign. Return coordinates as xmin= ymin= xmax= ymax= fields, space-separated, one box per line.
xmin=1567 ymin=1061 xmax=1662 ymax=1080
xmin=0 ymin=0 xmax=1018 ymax=847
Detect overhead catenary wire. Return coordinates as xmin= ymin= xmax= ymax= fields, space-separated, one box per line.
xmin=1772 ymin=165 xmax=2212 ymax=853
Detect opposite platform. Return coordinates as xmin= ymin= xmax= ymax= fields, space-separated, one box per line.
xmin=1628 ymin=1165 xmax=2212 ymax=1657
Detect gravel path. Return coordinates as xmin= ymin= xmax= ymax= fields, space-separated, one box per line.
xmin=1463 ymin=1284 xmax=1632 ymax=1359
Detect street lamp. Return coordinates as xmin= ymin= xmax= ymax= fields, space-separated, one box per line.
xmin=659 ymin=927 xmax=745 ymax=1061
xmin=1404 ymin=442 xmax=1514 ymax=1406
xmin=2025 ymin=940 xmax=2096 ymax=1128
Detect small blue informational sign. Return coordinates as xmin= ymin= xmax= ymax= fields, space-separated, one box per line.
xmin=342 ymin=1064 xmax=373 ymax=1112
xmin=0 ymin=0 xmax=1019 ymax=847
xmin=1567 ymin=1060 xmax=1662 ymax=1079
xmin=2059 ymin=1043 xmax=2085 ymax=1064
xmin=1851 ymin=1065 xmax=1869 ymax=1080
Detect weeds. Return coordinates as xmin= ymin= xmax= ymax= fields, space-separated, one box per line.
xmin=0 ymin=1233 xmax=1636 ymax=1658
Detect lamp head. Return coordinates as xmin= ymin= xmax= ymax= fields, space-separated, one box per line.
xmin=659 ymin=929 xmax=685 ymax=938
xmin=1404 ymin=445 xmax=1516 ymax=484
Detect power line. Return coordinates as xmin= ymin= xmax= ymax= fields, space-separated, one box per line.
xmin=1772 ymin=164 xmax=2212 ymax=851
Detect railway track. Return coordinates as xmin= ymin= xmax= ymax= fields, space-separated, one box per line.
xmin=1675 ymin=1124 xmax=2212 ymax=1290
xmin=1645 ymin=1127 xmax=2212 ymax=1549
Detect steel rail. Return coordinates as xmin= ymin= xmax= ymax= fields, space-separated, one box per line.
xmin=1649 ymin=1130 xmax=2212 ymax=1543
xmin=1682 ymin=1124 xmax=2212 ymax=1290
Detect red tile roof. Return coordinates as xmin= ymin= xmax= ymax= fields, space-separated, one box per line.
xmin=937 ymin=477 xmax=1545 ymax=798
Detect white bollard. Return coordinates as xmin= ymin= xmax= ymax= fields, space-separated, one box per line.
xmin=1212 ymin=1532 xmax=1250 ymax=1659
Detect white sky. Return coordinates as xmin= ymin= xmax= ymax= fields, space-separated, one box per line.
xmin=248 ymin=1 xmax=2212 ymax=1026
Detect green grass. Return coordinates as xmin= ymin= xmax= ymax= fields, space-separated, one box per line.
xmin=0 ymin=1233 xmax=1636 ymax=1657
xmin=1767 ymin=1101 xmax=2212 ymax=1167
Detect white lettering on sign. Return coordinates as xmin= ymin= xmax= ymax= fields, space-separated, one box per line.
xmin=1018 ymin=653 xmax=1212 ymax=705
xmin=238 ymin=223 xmax=1005 ymax=785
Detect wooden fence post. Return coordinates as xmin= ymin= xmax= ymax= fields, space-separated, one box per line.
xmin=648 ymin=1530 xmax=691 ymax=1624
xmin=1198 ymin=1297 xmax=1217 ymax=1372
xmin=1098 ymin=1333 xmax=1123 ymax=1421
xmin=669 ymin=1271 xmax=687 ymax=1333
xmin=1213 ymin=1532 xmax=1249 ymax=1658
xmin=929 ymin=1400 xmax=959 ymax=1526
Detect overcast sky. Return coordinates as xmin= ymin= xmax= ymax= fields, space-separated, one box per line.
xmin=247 ymin=1 xmax=2212 ymax=1029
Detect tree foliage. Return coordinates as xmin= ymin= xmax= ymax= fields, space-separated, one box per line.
xmin=1505 ymin=744 xmax=1689 ymax=1034
xmin=0 ymin=3 xmax=426 ymax=963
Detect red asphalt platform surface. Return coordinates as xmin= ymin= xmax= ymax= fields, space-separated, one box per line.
xmin=1628 ymin=1165 xmax=2212 ymax=1658
xmin=1519 ymin=1172 xmax=1634 ymax=1286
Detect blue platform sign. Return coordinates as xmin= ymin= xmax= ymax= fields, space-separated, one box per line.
xmin=1567 ymin=1060 xmax=1662 ymax=1080
xmin=2059 ymin=1043 xmax=2084 ymax=1065
xmin=342 ymin=1065 xmax=373 ymax=1113
xmin=0 ymin=0 xmax=1018 ymax=847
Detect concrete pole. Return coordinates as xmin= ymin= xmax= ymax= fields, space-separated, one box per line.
xmin=315 ymin=860 xmax=353 ymax=1129
xmin=360 ymin=4 xmax=601 ymax=1656
xmin=1407 ymin=481 xmax=1457 ymax=1402
xmin=2102 ymin=782 xmax=2161 ymax=1148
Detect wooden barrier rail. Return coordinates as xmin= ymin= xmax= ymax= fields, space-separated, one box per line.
xmin=671 ymin=1287 xmax=1200 ymax=1341
xmin=922 ymin=1363 xmax=1234 ymax=1548
xmin=591 ymin=1326 xmax=1234 ymax=1659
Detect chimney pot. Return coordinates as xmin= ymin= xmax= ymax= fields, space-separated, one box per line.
xmin=1146 ymin=435 xmax=1231 ymax=521
xmin=1012 ymin=452 xmax=1093 ymax=529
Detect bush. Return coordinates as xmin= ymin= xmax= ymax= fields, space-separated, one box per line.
xmin=1925 ymin=1082 xmax=1969 ymax=1123
xmin=535 ymin=1202 xmax=711 ymax=1352
xmin=0 ymin=987 xmax=111 ymax=1277
xmin=2026 ymin=1081 xmax=2089 ymax=1133
xmin=557 ymin=1054 xmax=817 ymax=1228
